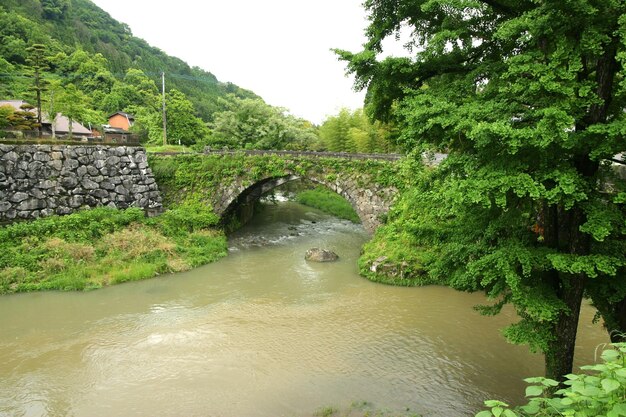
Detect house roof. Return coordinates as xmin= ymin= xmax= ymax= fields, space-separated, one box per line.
xmin=48 ymin=114 xmax=92 ymax=135
xmin=108 ymin=111 xmax=135 ymax=120
xmin=0 ymin=100 xmax=30 ymax=111
xmin=0 ymin=100 xmax=91 ymax=135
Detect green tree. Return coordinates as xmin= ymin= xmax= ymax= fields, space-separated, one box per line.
xmin=163 ymin=89 xmax=208 ymax=146
xmin=7 ymin=103 xmax=39 ymax=131
xmin=0 ymin=105 xmax=14 ymax=129
xmin=41 ymin=0 xmax=70 ymax=20
xmin=339 ymin=0 xmax=626 ymax=381
xmin=208 ymin=97 xmax=318 ymax=150
xmin=56 ymin=84 xmax=99 ymax=137
xmin=319 ymin=108 xmax=395 ymax=153
xmin=26 ymin=43 xmax=49 ymax=136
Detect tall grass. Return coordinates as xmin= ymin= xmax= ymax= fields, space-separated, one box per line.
xmin=295 ymin=187 xmax=360 ymax=223
xmin=0 ymin=206 xmax=227 ymax=294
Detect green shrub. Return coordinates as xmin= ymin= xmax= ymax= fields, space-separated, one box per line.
xmin=477 ymin=343 xmax=626 ymax=417
xmin=296 ymin=187 xmax=360 ymax=223
xmin=0 ymin=206 xmax=226 ymax=294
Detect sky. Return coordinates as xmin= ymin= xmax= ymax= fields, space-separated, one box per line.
xmin=89 ymin=0 xmax=381 ymax=124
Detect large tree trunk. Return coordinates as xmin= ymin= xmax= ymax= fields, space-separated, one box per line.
xmin=544 ymin=272 xmax=585 ymax=380
xmin=608 ymin=297 xmax=626 ymax=343
xmin=541 ymin=204 xmax=589 ymax=381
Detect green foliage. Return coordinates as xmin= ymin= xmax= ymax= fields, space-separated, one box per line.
xmin=319 ymin=108 xmax=396 ymax=153
xmin=0 ymin=0 xmax=259 ymax=139
xmin=207 ymin=96 xmax=319 ymax=150
xmin=157 ymin=89 xmax=209 ymax=146
xmin=0 ymin=206 xmax=227 ymax=294
xmin=476 ymin=343 xmax=626 ymax=417
xmin=342 ymin=0 xmax=626 ymax=380
xmin=295 ymin=186 xmax=360 ymax=223
xmin=148 ymin=199 xmax=219 ymax=237
xmin=40 ymin=0 xmax=69 ymax=20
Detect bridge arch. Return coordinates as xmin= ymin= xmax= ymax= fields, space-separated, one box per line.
xmin=215 ymin=172 xmax=394 ymax=233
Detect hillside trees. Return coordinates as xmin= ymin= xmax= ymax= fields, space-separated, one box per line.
xmin=0 ymin=1 xmax=259 ymax=129
xmin=25 ymin=43 xmax=48 ymax=135
xmin=339 ymin=0 xmax=626 ymax=381
xmin=319 ymin=108 xmax=396 ymax=153
xmin=207 ymin=97 xmax=318 ymax=150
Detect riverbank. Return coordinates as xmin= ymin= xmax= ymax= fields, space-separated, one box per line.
xmin=0 ymin=204 xmax=227 ymax=294
xmin=295 ymin=186 xmax=361 ymax=223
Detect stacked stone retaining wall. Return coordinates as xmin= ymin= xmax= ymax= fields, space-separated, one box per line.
xmin=0 ymin=144 xmax=162 ymax=221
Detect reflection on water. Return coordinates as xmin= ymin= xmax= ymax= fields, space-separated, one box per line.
xmin=0 ymin=202 xmax=609 ymax=417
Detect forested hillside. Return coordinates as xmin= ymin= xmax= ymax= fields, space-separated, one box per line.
xmin=0 ymin=0 xmax=257 ymax=130
xmin=0 ymin=0 xmax=401 ymax=151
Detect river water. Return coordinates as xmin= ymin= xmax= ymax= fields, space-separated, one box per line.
xmin=0 ymin=201 xmax=608 ymax=417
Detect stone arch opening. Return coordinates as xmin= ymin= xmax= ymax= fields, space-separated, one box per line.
xmin=217 ymin=174 xmax=370 ymax=231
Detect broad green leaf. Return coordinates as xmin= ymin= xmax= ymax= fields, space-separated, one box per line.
xmin=525 ymin=385 xmax=544 ymax=397
xmin=476 ymin=411 xmax=493 ymax=417
xmin=601 ymin=378 xmax=621 ymax=393
xmin=601 ymin=349 xmax=620 ymax=362
xmin=611 ymin=403 xmax=626 ymax=416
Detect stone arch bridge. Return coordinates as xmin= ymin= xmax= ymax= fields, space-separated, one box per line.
xmin=152 ymin=150 xmax=407 ymax=233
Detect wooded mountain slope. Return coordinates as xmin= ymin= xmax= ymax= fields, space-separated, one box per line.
xmin=0 ymin=0 xmax=258 ymax=121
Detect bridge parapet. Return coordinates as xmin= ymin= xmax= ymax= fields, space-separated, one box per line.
xmin=203 ymin=148 xmax=404 ymax=161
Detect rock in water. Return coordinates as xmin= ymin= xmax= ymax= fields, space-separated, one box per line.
xmin=305 ymin=248 xmax=339 ymax=262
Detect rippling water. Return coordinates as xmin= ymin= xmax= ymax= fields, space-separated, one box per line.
xmin=0 ymin=202 xmax=608 ymax=417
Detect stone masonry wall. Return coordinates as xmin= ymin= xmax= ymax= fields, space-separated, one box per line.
xmin=0 ymin=144 xmax=162 ymax=221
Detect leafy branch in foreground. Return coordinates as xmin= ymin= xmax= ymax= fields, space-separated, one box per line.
xmin=477 ymin=343 xmax=626 ymax=417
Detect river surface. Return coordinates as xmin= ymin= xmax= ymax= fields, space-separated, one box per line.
xmin=0 ymin=202 xmax=608 ymax=417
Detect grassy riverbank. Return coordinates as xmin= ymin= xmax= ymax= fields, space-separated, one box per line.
xmin=295 ymin=187 xmax=360 ymax=223
xmin=0 ymin=205 xmax=227 ymax=294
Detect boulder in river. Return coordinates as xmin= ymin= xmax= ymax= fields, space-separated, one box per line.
xmin=305 ymin=248 xmax=339 ymax=262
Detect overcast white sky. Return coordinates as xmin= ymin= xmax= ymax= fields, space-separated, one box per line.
xmin=89 ymin=0 xmax=377 ymax=124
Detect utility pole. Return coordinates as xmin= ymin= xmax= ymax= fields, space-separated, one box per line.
xmin=161 ymin=71 xmax=167 ymax=146
xmin=49 ymin=90 xmax=55 ymax=138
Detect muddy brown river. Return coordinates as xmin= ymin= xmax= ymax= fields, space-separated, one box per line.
xmin=0 ymin=201 xmax=608 ymax=417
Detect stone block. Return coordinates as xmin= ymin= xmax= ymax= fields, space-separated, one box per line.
xmin=114 ymin=185 xmax=129 ymax=196
xmin=33 ymin=152 xmax=51 ymax=162
xmin=90 ymin=189 xmax=109 ymax=199
xmin=48 ymin=160 xmax=63 ymax=171
xmin=63 ymin=159 xmax=79 ymax=170
xmin=2 ymin=151 xmax=18 ymax=162
xmin=81 ymin=179 xmax=99 ymax=190
xmin=60 ymin=177 xmax=78 ymax=189
xmin=17 ymin=198 xmax=46 ymax=211
xmin=106 ymin=155 xmax=121 ymax=166
xmin=29 ymin=188 xmax=45 ymax=199
xmin=69 ymin=195 xmax=84 ymax=207
xmin=41 ymin=208 xmax=55 ymax=217
xmin=36 ymin=179 xmax=56 ymax=189
xmin=101 ymin=181 xmax=115 ymax=190
xmin=93 ymin=150 xmax=107 ymax=160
